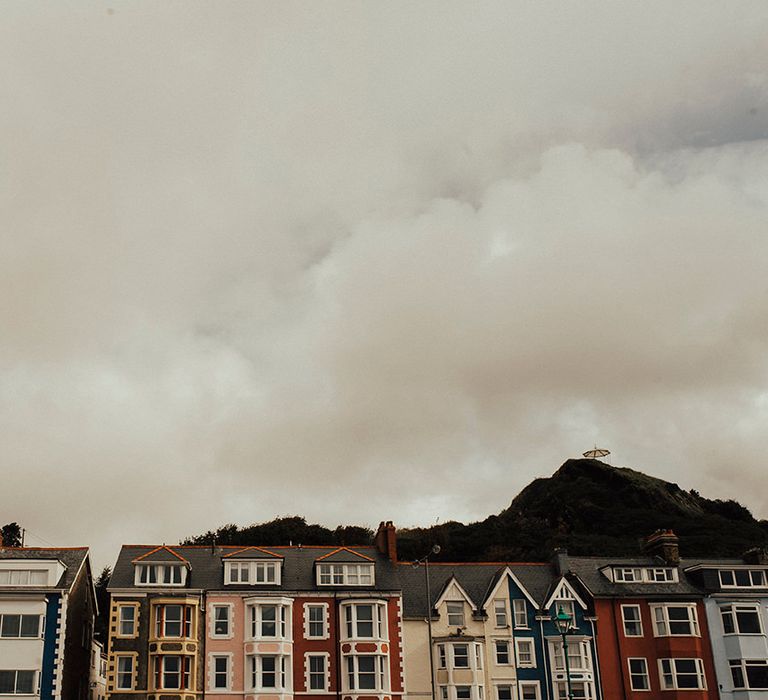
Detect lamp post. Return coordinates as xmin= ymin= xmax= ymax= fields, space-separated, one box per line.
xmin=552 ymin=605 xmax=574 ymax=700
xmin=413 ymin=545 xmax=441 ymax=700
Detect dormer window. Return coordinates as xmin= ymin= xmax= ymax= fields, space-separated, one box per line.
xmin=134 ymin=563 xmax=186 ymax=586
xmin=719 ymin=569 xmax=767 ymax=588
xmin=0 ymin=570 xmax=48 ymax=586
xmin=317 ymin=563 xmax=374 ymax=586
xmin=225 ymin=560 xmax=281 ymax=585
xmin=611 ymin=567 xmax=677 ymax=583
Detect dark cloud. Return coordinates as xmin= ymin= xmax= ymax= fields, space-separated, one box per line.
xmin=2 ymin=2 xmax=768 ymax=566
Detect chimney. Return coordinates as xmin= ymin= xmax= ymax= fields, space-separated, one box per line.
xmin=553 ymin=548 xmax=570 ymax=576
xmin=743 ymin=547 xmax=768 ymax=565
xmin=642 ymin=529 xmax=680 ymax=565
xmin=374 ymin=521 xmax=398 ymax=562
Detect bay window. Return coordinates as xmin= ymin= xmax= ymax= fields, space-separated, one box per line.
xmin=154 ymin=655 xmax=192 ymax=690
xmin=249 ymin=603 xmax=288 ymax=639
xmin=730 ymin=659 xmax=768 ymax=690
xmin=154 ymin=604 xmax=193 ymax=638
xmin=554 ymin=681 xmax=592 ymax=699
xmin=343 ymin=602 xmax=387 ymax=640
xmin=249 ymin=655 xmax=288 ymax=692
xmin=551 ymin=639 xmax=591 ymax=672
xmin=345 ymin=655 xmax=387 ymax=692
xmin=721 ymin=604 xmax=762 ymax=635
xmin=651 ymin=604 xmax=699 ymax=637
xmin=659 ymin=658 xmax=706 ymax=690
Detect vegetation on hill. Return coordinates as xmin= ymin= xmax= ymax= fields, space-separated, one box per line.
xmin=182 ymin=459 xmax=768 ymax=562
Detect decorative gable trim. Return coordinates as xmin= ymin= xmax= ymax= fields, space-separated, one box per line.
xmin=316 ymin=547 xmax=375 ymax=563
xmin=130 ymin=546 xmax=189 ymax=565
xmin=223 ymin=546 xmax=283 ymax=560
xmin=434 ymin=576 xmax=477 ymax=611
xmin=544 ymin=577 xmax=587 ymax=610
xmin=483 ymin=567 xmax=539 ymax=609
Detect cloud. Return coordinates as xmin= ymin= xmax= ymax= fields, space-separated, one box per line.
xmin=1 ymin=2 xmax=768 ymax=565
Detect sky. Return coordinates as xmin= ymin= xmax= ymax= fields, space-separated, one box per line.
xmin=2 ymin=2 xmax=768 ymax=568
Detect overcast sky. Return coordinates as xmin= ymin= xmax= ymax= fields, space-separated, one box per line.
xmin=2 ymin=2 xmax=768 ymax=568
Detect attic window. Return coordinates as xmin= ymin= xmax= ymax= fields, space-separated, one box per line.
xmin=612 ymin=567 xmax=677 ymax=583
xmin=317 ymin=563 xmax=374 ymax=586
xmin=719 ymin=569 xmax=767 ymax=588
xmin=134 ymin=563 xmax=186 ymax=586
xmin=0 ymin=570 xmax=48 ymax=586
xmin=225 ymin=561 xmax=281 ymax=585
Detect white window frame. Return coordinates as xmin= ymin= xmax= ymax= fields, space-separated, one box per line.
xmin=453 ymin=643 xmax=470 ymax=668
xmin=225 ymin=560 xmax=281 ymax=586
xmin=658 ymin=658 xmax=706 ymax=690
xmin=247 ymin=601 xmax=290 ymax=640
xmin=248 ymin=654 xmax=289 ymax=692
xmin=304 ymin=602 xmax=329 ymax=639
xmin=0 ymin=570 xmax=48 ymax=586
xmin=614 ymin=567 xmax=643 ymax=582
xmin=650 ymin=604 xmax=699 ymax=637
xmin=552 ymin=600 xmax=575 ymax=623
xmin=730 ymin=659 xmax=768 ymax=690
xmin=514 ymin=638 xmax=536 ymax=668
xmin=317 ymin=562 xmax=374 ymax=586
xmin=496 ymin=685 xmax=515 ymax=700
xmin=621 ymin=604 xmax=643 ymax=637
xmin=0 ymin=670 xmax=38 ymax=695
xmin=513 ymin=599 xmax=528 ymax=628
xmin=519 ymin=681 xmax=541 ymax=700
xmin=115 ymin=654 xmax=136 ymax=691
xmin=211 ymin=603 xmax=232 ymax=638
xmin=342 ymin=601 xmax=387 ymax=641
xmin=116 ymin=604 xmax=138 ymax=638
xmin=493 ymin=599 xmax=508 ymax=627
xmin=305 ymin=652 xmax=330 ymax=693
xmin=495 ymin=640 xmax=511 ymax=665
xmin=0 ymin=614 xmax=42 ymax=638
xmin=550 ymin=638 xmax=592 ymax=673
xmin=719 ymin=569 xmax=767 ymax=588
xmin=447 ymin=601 xmax=465 ymax=626
xmin=628 ymin=658 xmax=650 ymax=691
xmin=210 ymin=654 xmax=231 ymax=691
xmin=134 ymin=563 xmax=186 ymax=587
xmin=720 ymin=604 xmax=763 ymax=635
xmin=344 ymin=654 xmax=388 ymax=692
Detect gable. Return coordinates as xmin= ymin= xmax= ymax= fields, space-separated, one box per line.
xmin=223 ymin=546 xmax=283 ymax=560
xmin=545 ymin=577 xmax=587 ymax=610
xmin=316 ymin=547 xmax=375 ymax=563
xmin=435 ymin=576 xmax=477 ymax=611
xmin=131 ymin=546 xmax=189 ymax=565
xmin=484 ymin=567 xmax=538 ymax=608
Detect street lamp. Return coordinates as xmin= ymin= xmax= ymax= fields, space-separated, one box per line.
xmin=551 ymin=605 xmax=574 ymax=700
xmin=413 ymin=545 xmax=441 ymax=700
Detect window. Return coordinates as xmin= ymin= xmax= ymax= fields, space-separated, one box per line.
xmin=554 ymin=681 xmax=592 ymax=699
xmin=621 ymin=605 xmax=643 ymax=637
xmin=306 ymin=604 xmax=327 ymax=638
xmin=647 ymin=568 xmax=675 ymax=582
xmin=135 ymin=563 xmax=185 ymax=586
xmin=212 ymin=605 xmax=230 ymax=637
xmin=496 ymin=686 xmax=513 ymax=700
xmin=117 ymin=605 xmax=137 ymax=637
xmin=440 ymin=686 xmax=448 ymax=700
xmin=346 ymin=655 xmax=386 ymax=691
xmin=447 ymin=601 xmax=465 ymax=626
xmin=343 ymin=602 xmax=386 ymax=639
xmin=475 ymin=644 xmax=483 ymax=670
xmin=456 ymin=687 xmax=472 ymax=700
xmin=115 ymin=656 xmax=135 ymax=690
xmin=307 ymin=654 xmax=327 ymax=691
xmin=513 ymin=599 xmax=528 ymax=628
xmin=155 ymin=604 xmax=192 ymax=638
xmin=730 ymin=659 xmax=768 ymax=689
xmin=249 ymin=655 xmax=287 ymax=691
xmin=494 ymin=600 xmax=508 ymax=627
xmin=651 ymin=604 xmax=699 ymax=636
xmin=0 ymin=614 xmax=41 ymax=638
xmin=453 ymin=644 xmax=469 ymax=668
xmin=721 ymin=604 xmax=762 ymax=634
xmin=438 ymin=645 xmax=446 ymax=669
xmin=719 ymin=569 xmax=767 ymax=588
xmin=212 ymin=656 xmax=229 ymax=690
xmin=515 ymin=639 xmax=535 ymax=667
xmin=226 ymin=560 xmax=281 ymax=585
xmin=317 ymin=563 xmax=374 ymax=585
xmin=0 ymin=570 xmax=48 ymax=586
xmin=612 ymin=567 xmax=676 ymax=583
xmin=154 ymin=656 xmax=192 ymax=690
xmin=249 ymin=603 xmax=288 ymax=639
xmin=495 ymin=640 xmax=510 ymax=665
xmin=520 ymin=683 xmax=540 ymax=700
xmin=0 ymin=671 xmax=36 ymax=694
xmin=614 ymin=567 xmax=643 ymax=582
xmin=628 ymin=658 xmax=649 ymax=691
xmin=552 ymin=639 xmax=591 ymax=672
xmin=659 ymin=658 xmax=706 ymax=690
xmin=552 ymin=600 xmax=575 ymax=623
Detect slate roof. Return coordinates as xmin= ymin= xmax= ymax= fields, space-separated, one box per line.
xmin=397 ymin=563 xmax=556 ymax=618
xmin=132 ymin=546 xmax=190 ymax=564
xmin=317 ymin=547 xmax=375 ymax=563
xmin=223 ymin=546 xmax=283 ymax=560
xmin=0 ymin=547 xmax=89 ymax=591
xmin=109 ymin=545 xmax=400 ymax=592
xmin=566 ymin=556 xmax=704 ymax=598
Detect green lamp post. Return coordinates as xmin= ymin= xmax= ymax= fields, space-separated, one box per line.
xmin=552 ymin=605 xmax=575 ymax=700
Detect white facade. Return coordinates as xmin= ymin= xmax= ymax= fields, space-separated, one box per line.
xmin=0 ymin=596 xmax=47 ymax=698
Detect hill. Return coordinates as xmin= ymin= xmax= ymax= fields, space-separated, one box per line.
xmin=182 ymin=459 xmax=768 ymax=562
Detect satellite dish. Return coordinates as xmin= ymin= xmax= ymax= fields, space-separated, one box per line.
xmin=583 ymin=447 xmax=610 ymax=459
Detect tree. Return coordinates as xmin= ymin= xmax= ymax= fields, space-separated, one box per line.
xmin=94 ymin=566 xmax=112 ymax=643
xmin=1 ymin=523 xmax=22 ymax=547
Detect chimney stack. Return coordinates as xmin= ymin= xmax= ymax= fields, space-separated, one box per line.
xmin=374 ymin=521 xmax=398 ymax=562
xmin=642 ymin=529 xmax=680 ymax=565
xmin=743 ymin=547 xmax=768 ymax=565
xmin=553 ymin=548 xmax=570 ymax=576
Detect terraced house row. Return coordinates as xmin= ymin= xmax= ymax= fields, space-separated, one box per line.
xmin=2 ymin=525 xmax=768 ymax=700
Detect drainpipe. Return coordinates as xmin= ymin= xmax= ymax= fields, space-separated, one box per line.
xmin=335 ymin=592 xmax=342 ymax=700
xmin=200 ymin=591 xmax=206 ymax=697
xmin=610 ymin=601 xmax=627 ymax=700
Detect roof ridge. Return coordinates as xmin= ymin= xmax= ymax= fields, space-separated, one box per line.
xmin=0 ymin=547 xmax=88 ymax=551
